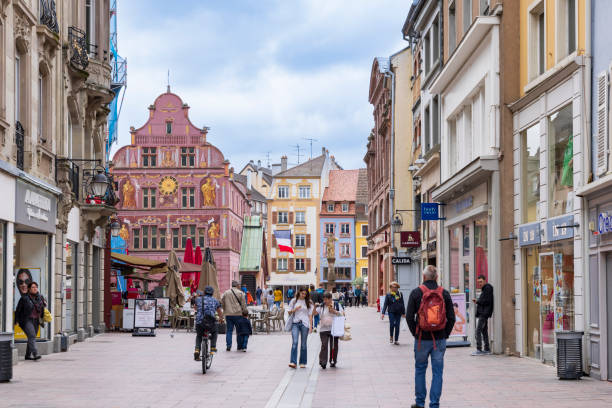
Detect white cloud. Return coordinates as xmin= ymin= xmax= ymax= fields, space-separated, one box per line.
xmin=111 ymin=0 xmax=407 ymax=170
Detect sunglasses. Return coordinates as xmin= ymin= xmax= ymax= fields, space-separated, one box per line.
xmin=17 ymin=279 xmax=31 ymax=285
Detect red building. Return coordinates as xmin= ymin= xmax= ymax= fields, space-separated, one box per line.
xmin=111 ymin=89 xmax=250 ymax=292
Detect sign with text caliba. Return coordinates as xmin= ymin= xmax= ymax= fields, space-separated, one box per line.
xmin=400 ymin=231 xmax=421 ymax=248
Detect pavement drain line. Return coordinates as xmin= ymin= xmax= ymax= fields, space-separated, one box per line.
xmin=265 ymin=334 xmax=319 ymax=408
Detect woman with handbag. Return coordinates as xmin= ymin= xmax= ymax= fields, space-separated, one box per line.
xmin=287 ymin=287 xmax=314 ymax=368
xmin=315 ymin=292 xmax=344 ymax=369
xmin=381 ymin=281 xmax=406 ymax=345
xmin=15 ymin=281 xmax=47 ymax=360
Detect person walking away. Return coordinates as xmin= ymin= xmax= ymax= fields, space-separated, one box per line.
xmin=236 ymin=311 xmax=252 ymax=352
xmin=194 ymin=286 xmax=224 ymax=360
xmin=331 ymin=287 xmax=340 ymax=303
xmin=406 ymin=266 xmax=455 ymax=408
xmin=471 ymin=275 xmax=494 ymax=355
xmin=274 ymin=287 xmax=283 ymax=307
xmin=15 ymin=281 xmax=46 ymax=360
xmin=347 ymin=286 xmax=354 ymax=307
xmin=267 ymin=289 xmax=276 ymax=310
xmin=220 ymin=281 xmax=248 ymax=351
xmin=315 ymin=292 xmax=344 ymax=369
xmin=311 ymin=284 xmax=325 ymax=332
xmin=381 ymin=282 xmax=406 ymax=345
xmin=256 ymin=286 xmax=262 ymax=305
xmin=354 ymin=286 xmax=362 ymax=308
xmin=287 ymin=287 xmax=314 ymax=368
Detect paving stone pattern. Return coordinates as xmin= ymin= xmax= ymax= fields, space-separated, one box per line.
xmin=2 ymin=308 xmax=611 ymax=408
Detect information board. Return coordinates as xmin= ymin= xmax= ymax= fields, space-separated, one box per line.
xmin=133 ymin=299 xmax=157 ymax=329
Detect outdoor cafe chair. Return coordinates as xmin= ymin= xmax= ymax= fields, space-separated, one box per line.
xmin=254 ymin=311 xmax=271 ymax=334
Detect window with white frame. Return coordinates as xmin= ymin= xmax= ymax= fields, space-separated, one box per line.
xmin=340 ymin=243 xmax=350 ymax=257
xmin=361 ymin=267 xmax=368 ymax=277
xmin=528 ymin=2 xmax=545 ymax=80
xmin=295 ymin=211 xmax=305 ymax=224
xmin=449 ymin=1 xmax=457 ymax=54
xmin=361 ymin=246 xmax=368 ymax=258
xmin=277 ymin=258 xmax=288 ymax=271
xmin=422 ymin=16 xmax=440 ymax=78
xmin=295 ymin=258 xmax=305 ymax=271
xmin=432 ymin=96 xmax=440 ymax=146
xmin=298 ymin=186 xmax=310 ymax=199
xmin=341 ymin=203 xmax=349 ymax=213
xmin=424 ymin=105 xmax=431 ymax=152
xmin=449 ymin=118 xmax=458 ymax=174
xmin=295 ymin=234 xmax=306 ymax=248
xmin=327 ymin=203 xmax=334 ymax=212
xmin=361 ymin=224 xmax=368 ymax=236
xmin=325 ymin=223 xmax=335 ymax=235
xmin=278 ymin=186 xmax=289 ymax=198
xmin=424 ymin=31 xmax=431 ymax=74
xmin=278 ymin=211 xmax=288 ymax=224
xmin=340 ymin=223 xmax=350 ymax=235
xmin=557 ymin=0 xmax=577 ymax=61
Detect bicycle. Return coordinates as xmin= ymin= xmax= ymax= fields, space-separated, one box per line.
xmin=200 ymin=330 xmax=213 ymax=374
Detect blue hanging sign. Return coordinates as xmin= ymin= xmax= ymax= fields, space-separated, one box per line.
xmin=421 ymin=203 xmax=442 ymax=220
xmin=518 ymin=222 xmax=541 ymax=247
xmin=547 ymin=215 xmax=575 ymax=242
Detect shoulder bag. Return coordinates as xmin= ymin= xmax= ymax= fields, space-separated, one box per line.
xmin=284 ymin=299 xmax=296 ymax=332
xmin=331 ymin=302 xmax=345 ymax=338
xmin=231 ymin=288 xmax=248 ymax=314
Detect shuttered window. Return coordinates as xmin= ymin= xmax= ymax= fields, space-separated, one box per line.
xmin=596 ymin=70 xmax=609 ymax=176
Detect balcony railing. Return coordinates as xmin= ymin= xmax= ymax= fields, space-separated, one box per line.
xmin=15 ymin=121 xmax=24 ymax=170
xmin=68 ymin=26 xmax=89 ymax=70
xmin=39 ymin=0 xmax=59 ymax=33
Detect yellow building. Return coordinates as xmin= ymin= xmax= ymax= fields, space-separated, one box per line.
xmin=355 ymin=169 xmax=369 ymax=283
xmin=267 ymin=151 xmax=339 ymax=290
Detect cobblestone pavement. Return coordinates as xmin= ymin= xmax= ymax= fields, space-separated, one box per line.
xmin=2 ymin=308 xmax=611 ymax=408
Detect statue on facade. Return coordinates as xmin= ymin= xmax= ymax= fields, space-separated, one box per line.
xmin=325 ymin=234 xmax=337 ymax=259
xmin=208 ymin=222 xmax=220 ymax=239
xmin=122 ymin=179 xmax=136 ymax=208
xmin=161 ymin=149 xmax=175 ymax=167
xmin=119 ymin=224 xmax=129 ymax=241
xmin=201 ymin=177 xmax=216 ymax=207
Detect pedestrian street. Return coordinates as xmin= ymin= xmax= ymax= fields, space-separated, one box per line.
xmin=3 ymin=307 xmax=611 ymax=408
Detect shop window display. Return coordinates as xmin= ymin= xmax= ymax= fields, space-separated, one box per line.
xmin=522 ymin=124 xmax=540 ymax=223
xmin=474 ymin=218 xmax=488 ymax=284
xmin=525 ymin=246 xmax=541 ymax=359
xmin=449 ymin=227 xmax=460 ymax=293
xmin=549 ymin=104 xmax=573 ymax=217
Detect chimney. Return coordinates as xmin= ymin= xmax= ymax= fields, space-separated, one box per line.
xmin=281 ymin=156 xmax=288 ymax=172
xmin=223 ymin=160 xmax=230 ymax=176
xmin=247 ymin=170 xmax=252 ymax=190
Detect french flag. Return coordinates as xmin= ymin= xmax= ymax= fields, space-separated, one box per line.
xmin=274 ymin=230 xmax=294 ymax=254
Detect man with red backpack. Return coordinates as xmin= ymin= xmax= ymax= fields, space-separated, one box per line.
xmin=406 ymin=266 xmax=455 ymax=408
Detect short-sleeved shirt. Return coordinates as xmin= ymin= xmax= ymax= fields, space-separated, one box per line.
xmin=290 ymin=299 xmax=314 ymax=328
xmin=195 ymin=295 xmax=221 ymax=325
xmin=274 ymin=290 xmax=282 ymax=302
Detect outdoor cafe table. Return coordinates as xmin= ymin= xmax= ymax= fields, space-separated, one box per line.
xmin=247 ymin=307 xmax=267 ymax=333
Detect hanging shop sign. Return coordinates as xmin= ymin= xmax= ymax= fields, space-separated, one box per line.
xmin=400 ymin=231 xmax=421 ymax=248
xmin=598 ymin=212 xmax=612 ymax=235
xmin=15 ymin=180 xmax=57 ymax=233
xmin=421 ymin=203 xmax=441 ymax=220
xmin=518 ymin=222 xmax=541 ymax=247
xmin=391 ymin=256 xmax=412 ymax=265
xmin=547 ymin=215 xmax=575 ymax=242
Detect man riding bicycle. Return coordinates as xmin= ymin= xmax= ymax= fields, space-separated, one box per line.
xmin=195 ymin=286 xmax=224 ymax=361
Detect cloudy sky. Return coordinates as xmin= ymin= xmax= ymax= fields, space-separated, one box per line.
xmin=111 ymin=0 xmax=408 ymax=170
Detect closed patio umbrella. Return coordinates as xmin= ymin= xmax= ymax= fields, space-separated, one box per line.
xmin=198 ymin=247 xmax=220 ymax=299
xmin=166 ymin=250 xmax=186 ymax=308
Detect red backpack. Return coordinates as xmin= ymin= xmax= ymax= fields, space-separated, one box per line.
xmin=417 ymin=285 xmax=447 ymax=349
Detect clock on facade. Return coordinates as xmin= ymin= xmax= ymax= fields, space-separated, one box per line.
xmin=159 ymin=176 xmax=178 ymax=195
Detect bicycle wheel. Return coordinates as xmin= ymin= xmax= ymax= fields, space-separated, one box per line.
xmin=201 ymin=338 xmax=208 ymax=374
xmin=206 ymin=344 xmax=213 ymax=370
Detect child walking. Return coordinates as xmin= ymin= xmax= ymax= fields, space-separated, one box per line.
xmin=236 ymin=311 xmax=252 ymax=352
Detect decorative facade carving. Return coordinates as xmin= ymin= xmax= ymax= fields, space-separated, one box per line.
xmin=56 ymin=161 xmax=76 ymax=233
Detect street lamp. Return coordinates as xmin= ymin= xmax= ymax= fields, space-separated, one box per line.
xmin=90 ymin=169 xmax=109 ymax=197
xmin=110 ymin=220 xmax=121 ymax=237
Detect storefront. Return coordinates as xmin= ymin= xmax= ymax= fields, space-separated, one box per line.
xmin=512 ymin=69 xmax=585 ymax=366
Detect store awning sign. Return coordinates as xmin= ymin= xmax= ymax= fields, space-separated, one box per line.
xmin=547 ymin=215 xmax=575 ymax=242
xmin=518 ymin=223 xmax=540 ymax=247
xmin=400 ymin=231 xmax=421 ymax=247
xmin=598 ymin=212 xmax=612 ymax=235
xmin=391 ymin=256 xmax=412 ymax=265
xmin=421 ymin=203 xmax=442 ymax=220
xmin=15 ymin=180 xmax=57 ymax=233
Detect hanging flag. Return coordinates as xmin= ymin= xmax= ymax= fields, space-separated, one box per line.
xmin=274 ymin=230 xmax=294 ymax=254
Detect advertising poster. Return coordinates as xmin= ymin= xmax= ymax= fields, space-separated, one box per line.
xmin=450 ymin=293 xmax=467 ymax=337
xmin=14 ymin=267 xmax=42 ymax=340
xmin=134 ymin=299 xmax=157 ymax=329
xmin=156 ymin=298 xmax=170 ymax=321
xmin=553 ymin=259 xmax=564 ymax=331
xmin=532 ymin=266 xmax=541 ymax=302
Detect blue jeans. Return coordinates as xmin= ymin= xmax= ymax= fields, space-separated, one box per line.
xmin=237 ymin=334 xmax=249 ymax=350
xmin=290 ymin=322 xmax=309 ymax=365
xmin=314 ymin=314 xmax=320 ymax=328
xmin=225 ymin=315 xmax=241 ymax=349
xmin=274 ymin=301 xmax=281 ymax=307
xmin=414 ymin=338 xmax=446 ymax=408
xmin=388 ymin=312 xmax=401 ymax=341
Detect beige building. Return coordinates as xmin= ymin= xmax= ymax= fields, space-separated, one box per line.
xmin=0 ymin=0 xmax=115 ymax=361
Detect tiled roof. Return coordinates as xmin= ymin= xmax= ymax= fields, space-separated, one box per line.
xmin=275 ymin=154 xmax=327 ymax=178
xmin=322 ymin=169 xmax=360 ymax=202
xmin=249 ymin=188 xmax=266 ymax=202
xmin=239 ymin=215 xmax=264 ymax=272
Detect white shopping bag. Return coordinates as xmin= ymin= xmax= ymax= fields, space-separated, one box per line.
xmin=331 ymin=315 xmax=345 ymax=337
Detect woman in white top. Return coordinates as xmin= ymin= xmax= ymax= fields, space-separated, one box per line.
xmin=314 ymin=292 xmax=344 ymax=369
xmin=288 ymin=287 xmax=314 ymax=368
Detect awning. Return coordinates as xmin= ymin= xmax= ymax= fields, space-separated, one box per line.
xmin=111 ymin=252 xmax=166 ymax=268
xmin=180 ymin=262 xmax=201 ymax=273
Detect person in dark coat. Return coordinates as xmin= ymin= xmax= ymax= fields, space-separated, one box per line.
xmin=15 ymin=281 xmax=46 ymax=361
xmin=405 ymin=266 xmax=455 ymax=408
xmin=471 ymin=274 xmax=494 ymax=355
xmin=381 ymin=281 xmax=406 ymax=345
xmin=236 ymin=311 xmax=252 ymax=352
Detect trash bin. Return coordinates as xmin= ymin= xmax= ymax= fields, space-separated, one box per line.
xmin=556 ymin=331 xmax=583 ymax=380
xmin=0 ymin=332 xmax=13 ymax=382
xmin=60 ymin=333 xmax=68 ymax=352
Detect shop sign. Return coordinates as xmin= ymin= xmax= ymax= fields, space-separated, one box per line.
xmin=547 ymin=215 xmax=575 ymax=242
xmin=454 ymin=196 xmax=473 ymax=213
xmin=391 ymin=256 xmax=412 ymax=265
xmin=400 ymin=231 xmax=421 ymax=247
xmin=518 ymin=222 xmax=541 ymax=247
xmin=134 ymin=299 xmax=157 ymax=329
xmin=598 ymin=212 xmax=612 ymax=235
xmin=421 ymin=203 xmax=441 ymax=220
xmin=15 ymin=180 xmax=57 ymax=233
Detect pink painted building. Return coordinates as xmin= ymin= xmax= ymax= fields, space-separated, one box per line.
xmin=111 ymin=89 xmax=250 ymax=292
